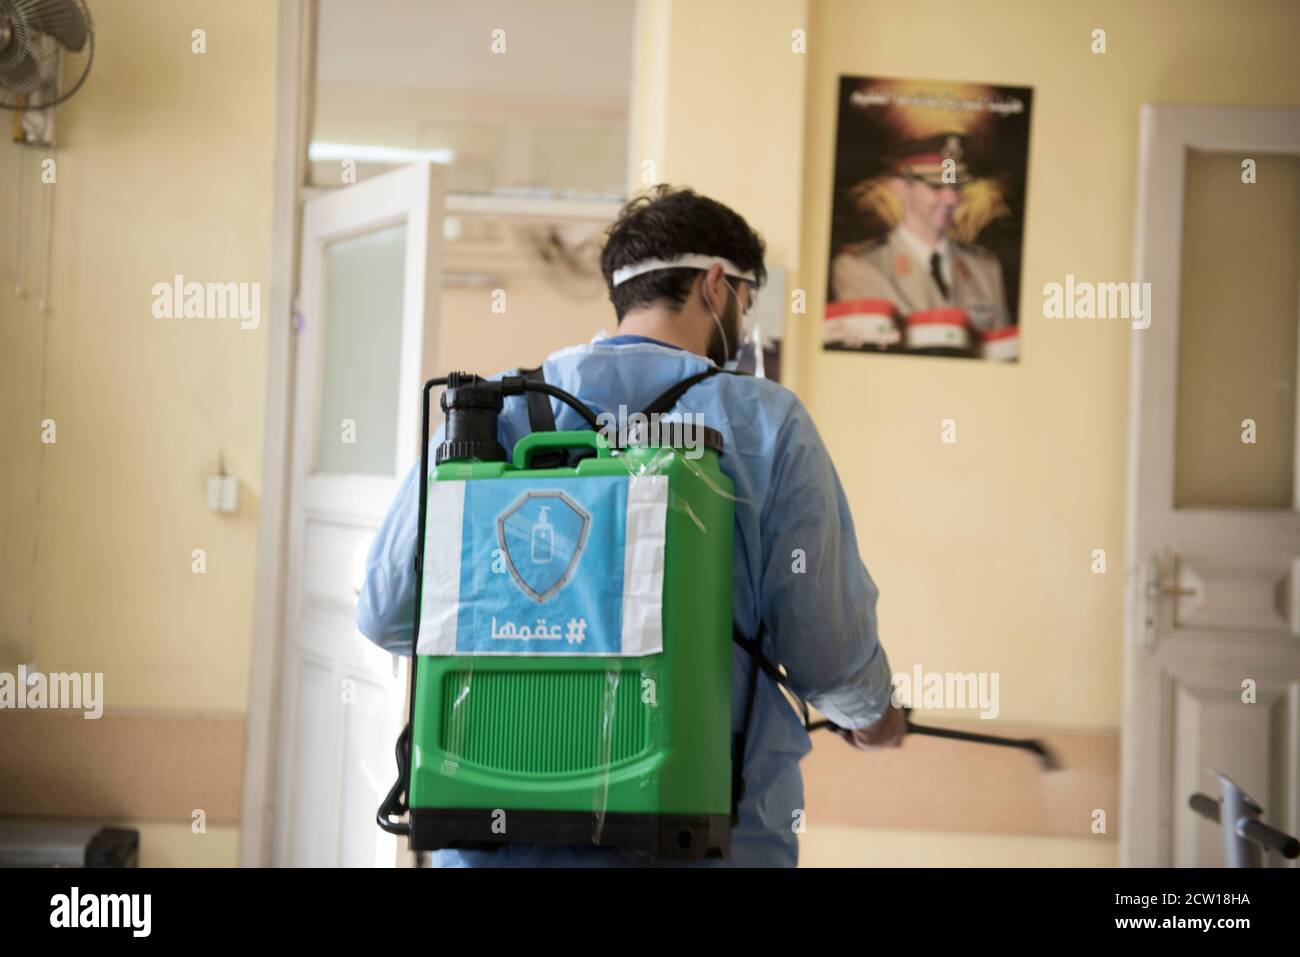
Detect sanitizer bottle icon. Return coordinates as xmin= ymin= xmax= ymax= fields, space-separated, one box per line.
xmin=531 ymin=506 xmax=554 ymax=564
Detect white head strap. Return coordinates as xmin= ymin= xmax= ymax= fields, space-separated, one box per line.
xmin=612 ymin=254 xmax=756 ymax=287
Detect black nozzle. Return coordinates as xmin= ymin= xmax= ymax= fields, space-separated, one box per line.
xmin=436 ymin=372 xmax=508 ymax=465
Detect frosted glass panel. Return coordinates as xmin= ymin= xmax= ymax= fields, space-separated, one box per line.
xmin=317 ymin=223 xmax=407 ymax=475
xmin=1174 ymin=150 xmax=1300 ymax=509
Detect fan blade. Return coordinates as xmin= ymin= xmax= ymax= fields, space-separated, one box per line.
xmin=14 ymin=0 xmax=88 ymax=53
xmin=0 ymin=40 xmax=42 ymax=94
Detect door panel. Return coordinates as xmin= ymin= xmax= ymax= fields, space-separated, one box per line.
xmin=274 ymin=163 xmax=444 ymax=866
xmin=1125 ymin=105 xmax=1300 ymax=867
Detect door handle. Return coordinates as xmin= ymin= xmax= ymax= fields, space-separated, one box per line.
xmin=1140 ymin=554 xmax=1197 ymax=653
xmin=1146 ymin=582 xmax=1197 ymax=599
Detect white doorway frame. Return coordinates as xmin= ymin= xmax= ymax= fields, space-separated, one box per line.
xmin=240 ymin=0 xmax=315 ymax=868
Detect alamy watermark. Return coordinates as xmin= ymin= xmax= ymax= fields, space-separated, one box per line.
xmin=1 ymin=666 xmax=103 ymax=719
xmin=891 ymin=665 xmax=999 ymax=719
xmin=1042 ymin=274 xmax=1152 ymax=330
xmin=151 ymin=274 xmax=261 ymax=330
xmin=596 ymin=406 xmax=708 ymax=460
xmin=50 ymin=887 xmax=150 ymax=937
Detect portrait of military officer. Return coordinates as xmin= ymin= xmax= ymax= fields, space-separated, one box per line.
xmin=827 ymin=133 xmax=1014 ymax=357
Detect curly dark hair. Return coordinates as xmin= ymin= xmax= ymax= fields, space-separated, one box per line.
xmin=599 ymin=185 xmax=767 ymax=321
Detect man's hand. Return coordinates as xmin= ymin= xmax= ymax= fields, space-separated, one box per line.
xmin=836 ymin=704 xmax=908 ymax=750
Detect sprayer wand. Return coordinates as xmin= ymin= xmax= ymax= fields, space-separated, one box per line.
xmin=808 ymin=708 xmax=1061 ymax=772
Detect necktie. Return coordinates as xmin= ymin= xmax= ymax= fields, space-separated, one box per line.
xmin=930 ymin=251 xmax=950 ymax=301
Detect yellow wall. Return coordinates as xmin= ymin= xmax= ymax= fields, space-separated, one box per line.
xmin=0 ymin=0 xmax=277 ymax=861
xmin=0 ymin=0 xmax=277 ymax=706
xmin=632 ymin=0 xmax=1300 ymax=865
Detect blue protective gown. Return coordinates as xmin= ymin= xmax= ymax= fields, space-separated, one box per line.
xmin=356 ymin=336 xmax=893 ymax=867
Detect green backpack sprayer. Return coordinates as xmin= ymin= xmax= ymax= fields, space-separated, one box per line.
xmin=377 ymin=366 xmax=1063 ymax=863
xmin=377 ymin=367 xmax=741 ymax=861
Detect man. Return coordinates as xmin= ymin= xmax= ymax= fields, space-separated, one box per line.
xmin=357 ymin=185 xmax=904 ymax=867
xmin=829 ymin=133 xmax=1010 ymax=348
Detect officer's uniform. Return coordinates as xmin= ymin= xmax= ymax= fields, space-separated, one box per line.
xmin=830 ymin=226 xmax=1009 ymax=335
xmin=825 ymin=133 xmax=1011 ymax=353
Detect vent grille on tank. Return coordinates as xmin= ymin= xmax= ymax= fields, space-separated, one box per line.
xmin=440 ymin=670 xmax=650 ymax=774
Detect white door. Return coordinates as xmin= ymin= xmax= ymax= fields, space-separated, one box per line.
xmin=273 ymin=163 xmax=444 ymax=867
xmin=1124 ymin=105 xmax=1300 ymax=867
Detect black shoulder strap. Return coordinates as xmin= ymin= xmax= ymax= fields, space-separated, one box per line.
xmin=639 ymin=367 xmax=726 ymax=417
xmin=731 ymin=624 xmax=768 ymax=823
xmin=519 ymin=365 xmax=570 ymax=470
xmin=731 ymin=625 xmax=814 ymax=822
xmin=519 ymin=365 xmax=558 ymax=433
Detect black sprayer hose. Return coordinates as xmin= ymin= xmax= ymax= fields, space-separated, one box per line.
xmin=508 ymin=378 xmax=602 ymax=431
xmin=376 ymin=723 xmax=412 ymax=835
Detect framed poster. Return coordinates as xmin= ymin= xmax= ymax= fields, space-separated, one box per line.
xmin=823 ymin=76 xmax=1033 ymax=361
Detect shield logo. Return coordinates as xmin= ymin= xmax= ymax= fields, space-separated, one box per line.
xmin=496 ymin=490 xmax=591 ymax=603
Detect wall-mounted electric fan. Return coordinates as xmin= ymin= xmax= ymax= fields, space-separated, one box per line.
xmin=0 ymin=0 xmax=93 ymax=145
